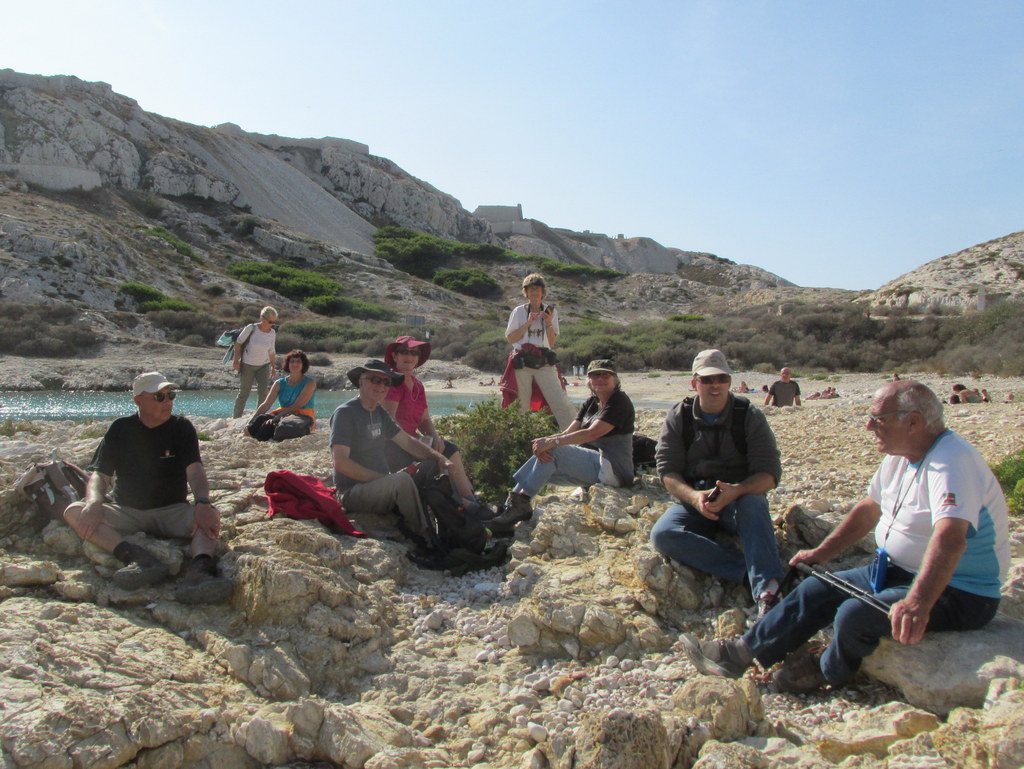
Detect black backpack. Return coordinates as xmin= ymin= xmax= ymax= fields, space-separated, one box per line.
xmin=632 ymin=434 xmax=658 ymax=475
xmin=409 ymin=471 xmax=508 ymax=574
xmin=678 ymin=396 xmax=749 ymax=455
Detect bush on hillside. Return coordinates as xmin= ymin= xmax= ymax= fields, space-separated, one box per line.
xmin=435 ymin=400 xmax=557 ymax=502
xmin=144 ymin=226 xmax=200 ymax=261
xmin=373 ymin=227 xmax=453 ymax=279
xmin=118 ymin=282 xmax=165 ymax=304
xmin=227 ymin=261 xmax=340 ymax=300
xmin=117 ymin=283 xmax=196 ymax=313
xmin=0 ymin=301 xmax=100 ymax=357
xmin=304 ymin=295 xmax=396 ymax=321
xmin=433 ymin=268 xmax=500 ymax=298
xmin=146 ymin=310 xmax=220 ymax=345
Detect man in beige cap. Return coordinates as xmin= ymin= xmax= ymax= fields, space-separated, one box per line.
xmin=650 ymin=349 xmax=785 ymax=617
xmin=63 ymin=372 xmax=231 ymax=603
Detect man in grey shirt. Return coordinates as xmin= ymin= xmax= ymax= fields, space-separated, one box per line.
xmin=330 ymin=360 xmax=451 ymax=538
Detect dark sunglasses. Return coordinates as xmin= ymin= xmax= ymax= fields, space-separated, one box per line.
xmin=395 ymin=347 xmax=420 ymax=356
xmin=362 ymin=375 xmax=392 ymax=386
xmin=697 ymin=374 xmax=731 ymax=385
xmin=150 ymin=391 xmax=177 ymax=402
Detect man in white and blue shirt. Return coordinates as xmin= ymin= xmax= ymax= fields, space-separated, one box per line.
xmin=682 ymin=380 xmax=1010 ymax=694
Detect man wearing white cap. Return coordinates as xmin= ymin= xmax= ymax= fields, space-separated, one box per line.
xmin=63 ymin=372 xmax=231 ymax=603
xmin=650 ymin=349 xmax=785 ymax=617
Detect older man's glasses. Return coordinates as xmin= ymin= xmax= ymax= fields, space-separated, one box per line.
xmin=865 ymin=410 xmax=909 ymax=425
xmin=697 ymin=374 xmax=731 ymax=385
xmin=149 ymin=391 xmax=176 ymax=402
xmin=395 ymin=348 xmax=420 ymax=356
xmin=362 ymin=375 xmax=392 ymax=386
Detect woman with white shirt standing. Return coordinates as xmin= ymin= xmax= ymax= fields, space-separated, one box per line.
xmin=504 ymin=274 xmax=575 ymax=430
xmin=232 ymin=305 xmax=278 ymax=418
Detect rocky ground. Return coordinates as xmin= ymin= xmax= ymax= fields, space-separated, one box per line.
xmin=2 ymin=358 xmax=1024 ymax=769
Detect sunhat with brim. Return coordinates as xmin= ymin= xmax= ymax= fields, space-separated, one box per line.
xmin=692 ymin=349 xmax=733 ymax=377
xmin=586 ymin=359 xmax=618 ymax=376
xmin=347 ymin=360 xmax=405 ymax=388
xmin=132 ymin=371 xmax=178 ymax=396
xmin=384 ymin=335 xmax=432 ymax=368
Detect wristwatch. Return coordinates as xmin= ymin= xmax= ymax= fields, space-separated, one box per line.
xmin=195 ymin=496 xmax=211 ymax=505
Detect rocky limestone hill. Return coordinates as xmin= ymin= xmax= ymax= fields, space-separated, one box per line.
xmin=861 ymin=230 xmax=1024 ymax=312
xmin=0 ymin=68 xmax=797 ymax=306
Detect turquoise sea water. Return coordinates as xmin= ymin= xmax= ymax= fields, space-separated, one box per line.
xmin=0 ymin=390 xmax=675 ymax=422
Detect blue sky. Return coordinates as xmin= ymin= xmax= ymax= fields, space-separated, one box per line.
xmin=6 ymin=1 xmax=1022 ymax=290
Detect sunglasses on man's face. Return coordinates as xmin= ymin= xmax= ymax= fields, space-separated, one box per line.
xmin=697 ymin=374 xmax=731 ymax=385
xmin=149 ymin=391 xmax=177 ymax=402
xmin=362 ymin=375 xmax=392 ymax=386
xmin=395 ymin=348 xmax=420 ymax=356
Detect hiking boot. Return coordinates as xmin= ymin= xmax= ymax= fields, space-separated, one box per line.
xmin=111 ymin=543 xmax=169 ymax=590
xmin=174 ymin=559 xmax=233 ymax=605
xmin=756 ymin=588 xmax=781 ymax=620
xmin=772 ymin=651 xmax=829 ymax=695
xmin=480 ymin=492 xmax=533 ymax=534
xmin=679 ymin=633 xmax=753 ymax=679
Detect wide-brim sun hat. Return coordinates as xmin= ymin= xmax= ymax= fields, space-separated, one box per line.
xmin=384 ymin=335 xmax=432 ymax=368
xmin=347 ymin=359 xmax=405 ymax=388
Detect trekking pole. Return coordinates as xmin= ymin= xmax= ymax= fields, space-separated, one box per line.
xmin=792 ymin=563 xmax=892 ymax=616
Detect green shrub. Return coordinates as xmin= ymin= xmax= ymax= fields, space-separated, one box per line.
xmin=373 ymin=227 xmax=453 ymax=279
xmin=435 ymin=400 xmax=557 ymax=501
xmin=993 ymin=448 xmax=1024 ymax=515
xmin=433 ymin=268 xmax=500 ymax=298
xmin=119 ymin=282 xmax=165 ymax=304
xmin=141 ymin=299 xmax=196 ymax=313
xmin=227 ymin=261 xmax=340 ymax=300
xmin=305 ymin=295 xmax=397 ymax=321
xmin=145 ymin=226 xmax=199 ymax=261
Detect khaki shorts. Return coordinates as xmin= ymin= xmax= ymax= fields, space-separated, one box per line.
xmin=68 ymin=500 xmax=196 ymax=538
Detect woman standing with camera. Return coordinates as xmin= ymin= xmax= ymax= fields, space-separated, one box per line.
xmin=503 ymin=273 xmax=575 ymax=429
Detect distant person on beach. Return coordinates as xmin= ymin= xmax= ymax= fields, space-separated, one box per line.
xmin=232 ymin=306 xmax=278 ymax=419
xmin=329 ymin=360 xmax=452 ymax=540
xmin=249 ymin=349 xmax=317 ymax=441
xmin=949 ymin=383 xmax=982 ymax=404
xmin=650 ymin=349 xmax=785 ymax=619
xmin=682 ymin=380 xmax=1009 ymax=695
xmin=502 ymin=273 xmax=575 ymax=429
xmin=764 ymin=367 xmax=801 ymax=407
xmin=63 ymin=372 xmax=232 ymax=604
xmin=382 ymin=335 xmax=478 ymax=506
xmin=487 ymin=360 xmax=635 ymax=533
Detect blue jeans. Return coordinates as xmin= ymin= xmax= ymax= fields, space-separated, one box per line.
xmin=743 ymin=563 xmax=1001 ymax=685
xmin=649 ymin=495 xmax=784 ymax=599
xmin=512 ymin=445 xmax=604 ymax=497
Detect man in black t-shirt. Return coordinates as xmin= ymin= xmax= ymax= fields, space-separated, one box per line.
xmin=63 ymin=372 xmax=232 ymax=604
